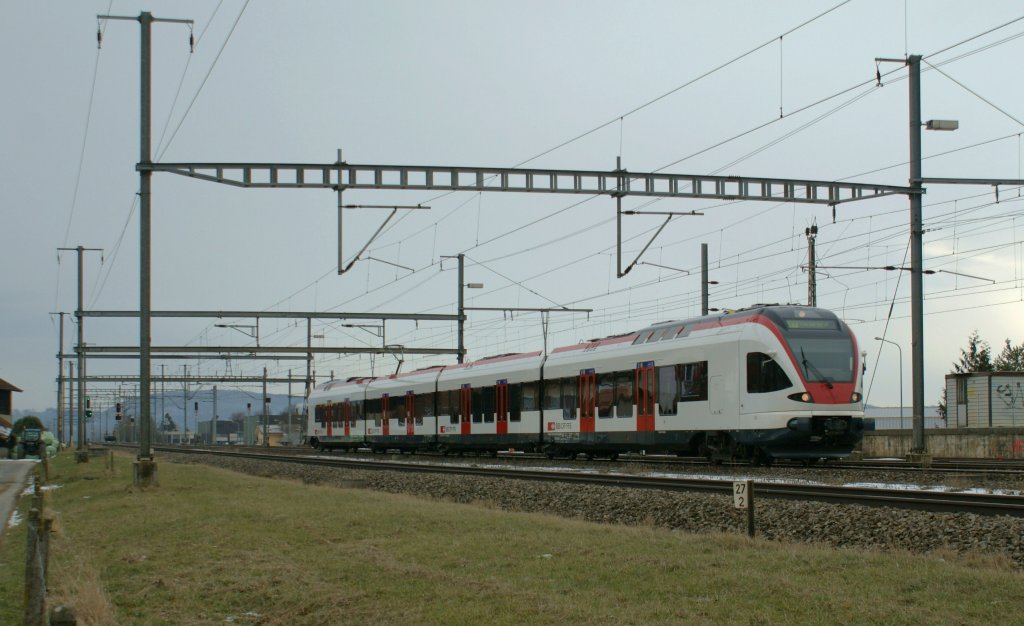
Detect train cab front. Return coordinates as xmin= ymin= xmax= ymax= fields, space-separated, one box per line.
xmin=759 ymin=307 xmax=865 ymax=460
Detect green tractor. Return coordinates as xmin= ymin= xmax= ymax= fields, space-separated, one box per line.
xmin=18 ymin=427 xmax=43 ymax=459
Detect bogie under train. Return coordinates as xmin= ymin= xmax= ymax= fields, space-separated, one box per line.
xmin=307 ymin=305 xmax=865 ymax=463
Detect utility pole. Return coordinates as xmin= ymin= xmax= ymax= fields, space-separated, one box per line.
xmin=53 ymin=312 xmax=65 ymax=446
xmin=457 ymin=253 xmax=466 ymax=363
xmin=701 ymin=244 xmax=710 ymax=315
xmin=99 ymin=10 xmax=192 ymax=485
xmin=336 ymin=149 xmax=345 ymax=274
xmin=908 ymin=55 xmax=926 ymax=457
xmin=806 ymin=224 xmax=818 ymax=307
xmin=287 ymin=369 xmax=292 ymax=446
xmin=262 ymin=367 xmax=269 ymax=447
xmin=159 ymin=363 xmax=165 ymax=442
xmin=305 ymin=317 xmax=312 ymax=411
xmin=59 ymin=246 xmax=102 ymax=462
xmin=67 ymin=362 xmax=74 ymax=446
xmin=212 ymin=384 xmax=218 ymax=444
xmin=615 ymin=156 xmax=624 ymax=277
xmin=181 ymin=365 xmax=188 ymax=445
xmin=138 ymin=10 xmax=156 ymax=476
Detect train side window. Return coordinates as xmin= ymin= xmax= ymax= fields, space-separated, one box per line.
xmin=437 ymin=390 xmax=451 ymax=422
xmin=414 ymin=394 xmax=424 ymax=425
xmin=314 ymin=404 xmax=324 ymax=425
xmin=657 ymin=366 xmax=677 ymax=415
xmin=472 ymin=388 xmax=484 ymax=423
xmin=616 ymin=371 xmax=633 ymax=417
xmin=543 ymin=380 xmax=561 ymax=412
xmin=597 ymin=373 xmax=614 ymax=418
xmin=448 ymin=390 xmax=460 ymax=425
xmin=679 ymin=361 xmax=708 ymax=401
xmin=521 ymin=381 xmax=538 ymax=412
xmin=509 ymin=383 xmax=522 ymax=422
xmin=415 ymin=392 xmax=433 ymax=423
xmin=483 ymin=386 xmax=495 ymax=423
xmin=632 ymin=331 xmax=654 ymax=345
xmin=353 ymin=400 xmax=364 ymax=423
xmin=561 ymin=377 xmax=577 ymax=420
xmin=366 ymin=397 xmax=381 ymax=426
xmin=648 ymin=327 xmax=671 ymax=342
xmin=746 ymin=353 xmax=792 ymax=393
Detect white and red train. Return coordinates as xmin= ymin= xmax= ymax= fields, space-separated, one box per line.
xmin=306 ymin=305 xmax=865 ymax=463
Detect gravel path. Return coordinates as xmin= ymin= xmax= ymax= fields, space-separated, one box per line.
xmin=163 ymin=451 xmax=1024 ymax=569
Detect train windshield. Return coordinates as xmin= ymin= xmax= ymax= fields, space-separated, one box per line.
xmin=773 ymin=313 xmax=855 ymax=384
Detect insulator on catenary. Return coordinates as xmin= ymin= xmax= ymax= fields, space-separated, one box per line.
xmin=97 ymin=28 xmax=102 ymax=49
xmin=189 ymin=32 xmax=195 ymax=53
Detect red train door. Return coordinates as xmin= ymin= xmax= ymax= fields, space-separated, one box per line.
xmin=342 ymin=401 xmax=351 ymax=437
xmin=496 ymin=380 xmax=509 ymax=435
xmin=405 ymin=392 xmax=415 ymax=436
xmin=636 ymin=362 xmax=655 ymax=432
xmin=579 ymin=369 xmax=596 ymax=433
xmin=381 ymin=394 xmax=391 ymax=436
xmin=460 ymin=384 xmax=472 ymax=435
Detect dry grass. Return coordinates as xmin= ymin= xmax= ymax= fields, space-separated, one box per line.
xmin=1 ymin=451 xmax=1022 ymax=625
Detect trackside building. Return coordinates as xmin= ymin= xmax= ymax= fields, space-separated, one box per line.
xmin=946 ymin=372 xmax=1024 ymax=428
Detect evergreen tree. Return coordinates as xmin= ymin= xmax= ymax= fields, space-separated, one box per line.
xmin=159 ymin=413 xmax=178 ymax=432
xmin=953 ymin=331 xmax=993 ymax=373
xmin=994 ymin=339 xmax=1024 ymax=372
xmin=11 ymin=416 xmax=44 ymax=438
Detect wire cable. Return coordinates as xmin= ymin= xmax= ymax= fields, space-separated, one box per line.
xmin=156 ymin=0 xmax=250 ymax=161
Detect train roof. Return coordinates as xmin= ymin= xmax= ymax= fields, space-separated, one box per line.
xmin=318 ymin=304 xmax=842 ymax=386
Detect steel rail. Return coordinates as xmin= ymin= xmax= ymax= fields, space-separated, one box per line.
xmin=151 ymin=446 xmax=1024 ymax=517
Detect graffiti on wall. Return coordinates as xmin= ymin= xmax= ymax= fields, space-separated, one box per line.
xmin=994 ymin=381 xmax=1024 ymax=409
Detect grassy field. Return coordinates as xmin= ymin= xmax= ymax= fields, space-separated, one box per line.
xmin=1 ymin=452 xmax=1022 ymax=625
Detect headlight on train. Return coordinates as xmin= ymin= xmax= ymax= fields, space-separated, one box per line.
xmin=850 ymin=392 xmax=862 ymax=403
xmin=788 ymin=391 xmax=814 ymax=403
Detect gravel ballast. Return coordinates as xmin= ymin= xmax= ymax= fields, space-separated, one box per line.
xmin=163 ymin=451 xmax=1024 ymax=569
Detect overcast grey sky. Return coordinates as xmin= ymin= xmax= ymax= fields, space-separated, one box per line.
xmin=3 ymin=1 xmax=1023 ymax=413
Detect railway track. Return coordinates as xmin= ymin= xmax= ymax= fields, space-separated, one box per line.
xmin=141 ymin=443 xmax=1024 ymax=474
xmin=152 ymin=445 xmax=1024 ymax=517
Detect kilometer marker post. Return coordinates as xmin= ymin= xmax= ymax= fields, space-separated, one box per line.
xmin=733 ymin=479 xmax=755 ymax=538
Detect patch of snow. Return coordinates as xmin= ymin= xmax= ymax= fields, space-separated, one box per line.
xmin=843 ymin=481 xmax=1022 ymax=496
xmin=7 ymin=510 xmax=22 ymax=528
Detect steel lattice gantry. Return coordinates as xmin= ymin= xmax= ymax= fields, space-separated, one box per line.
xmin=147 ymin=161 xmax=912 ymax=204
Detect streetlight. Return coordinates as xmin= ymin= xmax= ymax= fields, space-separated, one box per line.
xmin=875 ymin=337 xmax=904 ymax=429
